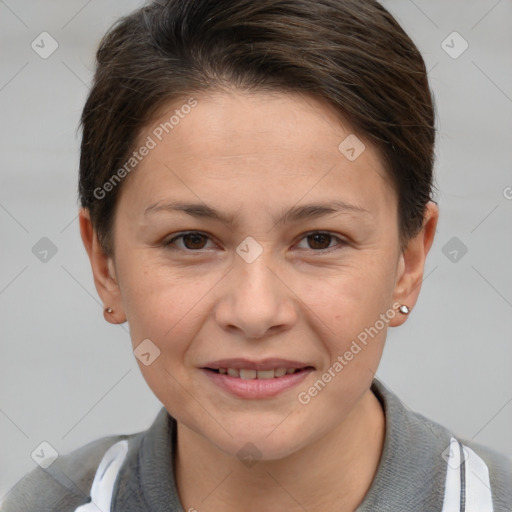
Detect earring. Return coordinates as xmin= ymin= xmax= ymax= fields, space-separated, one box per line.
xmin=105 ymin=307 xmax=114 ymax=314
xmin=398 ymin=305 xmax=410 ymax=315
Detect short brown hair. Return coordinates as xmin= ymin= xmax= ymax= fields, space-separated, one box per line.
xmin=79 ymin=0 xmax=436 ymax=255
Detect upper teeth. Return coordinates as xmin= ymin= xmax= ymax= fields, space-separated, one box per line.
xmin=218 ymin=368 xmax=299 ymax=379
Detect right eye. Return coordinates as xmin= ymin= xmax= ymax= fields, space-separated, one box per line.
xmin=162 ymin=231 xmax=217 ymax=252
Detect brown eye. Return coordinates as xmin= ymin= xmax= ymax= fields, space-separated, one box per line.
xmin=295 ymin=231 xmax=346 ymax=252
xmin=307 ymin=233 xmax=333 ymax=250
xmin=181 ymin=233 xmax=208 ymax=249
xmin=164 ymin=232 xmax=213 ymax=251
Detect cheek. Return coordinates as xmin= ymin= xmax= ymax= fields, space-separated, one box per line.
xmin=117 ymin=261 xmax=219 ymax=421
xmin=297 ymin=255 xmax=397 ymax=382
xmin=116 ymin=253 xmax=222 ymax=348
xmin=304 ymin=255 xmax=396 ymax=330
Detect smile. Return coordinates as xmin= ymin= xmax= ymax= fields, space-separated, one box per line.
xmin=201 ymin=366 xmax=315 ymax=399
xmin=207 ymin=367 xmax=308 ymax=379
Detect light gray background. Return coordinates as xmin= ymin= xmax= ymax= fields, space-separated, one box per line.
xmin=1 ymin=0 xmax=511 ymax=500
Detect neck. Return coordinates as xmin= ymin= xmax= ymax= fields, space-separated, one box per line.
xmin=175 ymin=387 xmax=385 ymax=512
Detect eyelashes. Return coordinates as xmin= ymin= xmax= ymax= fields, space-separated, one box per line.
xmin=295 ymin=231 xmax=346 ymax=252
xmin=163 ymin=230 xmax=347 ymax=254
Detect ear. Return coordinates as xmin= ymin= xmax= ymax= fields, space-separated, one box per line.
xmin=78 ymin=208 xmax=126 ymax=324
xmin=389 ymin=201 xmax=439 ymax=327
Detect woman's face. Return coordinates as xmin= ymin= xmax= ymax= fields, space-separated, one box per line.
xmin=82 ymin=90 xmax=437 ymax=460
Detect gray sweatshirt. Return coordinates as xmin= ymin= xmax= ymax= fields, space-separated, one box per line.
xmin=2 ymin=377 xmax=511 ymax=511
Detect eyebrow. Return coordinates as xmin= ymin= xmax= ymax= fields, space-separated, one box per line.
xmin=143 ymin=199 xmax=370 ymax=227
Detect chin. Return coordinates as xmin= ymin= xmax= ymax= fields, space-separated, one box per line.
xmin=204 ymin=422 xmax=309 ymax=464
xmin=223 ymin=437 xmax=302 ymax=464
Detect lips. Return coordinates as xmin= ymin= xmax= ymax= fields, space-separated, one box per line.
xmin=202 ymin=358 xmax=313 ymax=380
xmin=201 ymin=365 xmax=314 ymax=399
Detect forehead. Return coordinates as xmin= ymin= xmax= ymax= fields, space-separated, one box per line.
xmin=120 ymin=90 xmax=396 ymax=219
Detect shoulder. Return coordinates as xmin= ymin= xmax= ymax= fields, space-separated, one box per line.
xmin=1 ymin=434 xmax=132 ymax=512
xmin=456 ymin=435 xmax=512 ymax=510
xmin=370 ymin=378 xmax=512 ymax=510
xmin=415 ymin=406 xmax=512 ymax=474
xmin=412 ymin=408 xmax=512 ymax=510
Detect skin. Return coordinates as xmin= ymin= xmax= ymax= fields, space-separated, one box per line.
xmin=80 ymin=89 xmax=438 ymax=512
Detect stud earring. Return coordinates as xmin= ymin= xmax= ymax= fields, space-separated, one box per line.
xmin=398 ymin=305 xmax=410 ymax=315
xmin=105 ymin=307 xmax=114 ymax=314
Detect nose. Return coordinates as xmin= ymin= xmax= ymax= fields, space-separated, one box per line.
xmin=214 ymin=249 xmax=297 ymax=340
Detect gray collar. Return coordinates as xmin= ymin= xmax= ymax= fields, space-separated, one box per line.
xmin=114 ymin=377 xmax=449 ymax=511
xmin=356 ymin=378 xmax=448 ymax=510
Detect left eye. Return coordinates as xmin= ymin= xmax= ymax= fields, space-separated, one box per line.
xmin=163 ymin=231 xmax=345 ymax=252
xmin=295 ymin=232 xmax=345 ymax=251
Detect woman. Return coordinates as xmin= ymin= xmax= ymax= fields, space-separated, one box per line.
xmin=3 ymin=0 xmax=511 ymax=510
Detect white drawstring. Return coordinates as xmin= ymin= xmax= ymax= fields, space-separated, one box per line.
xmin=441 ymin=436 xmax=494 ymax=511
xmin=74 ymin=440 xmax=128 ymax=512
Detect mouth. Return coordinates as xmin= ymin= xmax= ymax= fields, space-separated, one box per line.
xmin=203 ymin=367 xmax=314 ymax=379
xmin=199 ymin=359 xmax=315 ymax=398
